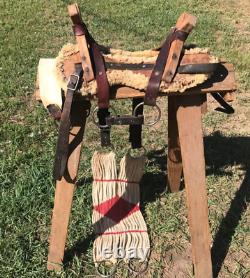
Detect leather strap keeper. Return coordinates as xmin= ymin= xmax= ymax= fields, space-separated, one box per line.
xmin=72 ymin=24 xmax=86 ymax=36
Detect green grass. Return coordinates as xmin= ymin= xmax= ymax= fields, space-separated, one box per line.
xmin=0 ymin=0 xmax=249 ymax=277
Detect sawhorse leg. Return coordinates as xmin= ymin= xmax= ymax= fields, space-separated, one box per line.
xmin=47 ymin=101 xmax=90 ymax=271
xmin=176 ymin=94 xmax=212 ymax=277
xmin=167 ymin=94 xmax=207 ymax=192
xmin=167 ymin=95 xmax=183 ymax=192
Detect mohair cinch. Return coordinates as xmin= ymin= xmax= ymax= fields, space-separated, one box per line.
xmin=91 ymin=151 xmax=150 ymax=265
xmin=55 ymin=43 xmax=218 ymax=96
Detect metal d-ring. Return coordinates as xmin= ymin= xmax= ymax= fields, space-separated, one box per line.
xmin=128 ymin=259 xmax=149 ymax=274
xmin=133 ymin=102 xmax=161 ymax=127
xmin=128 ymin=146 xmax=147 ymax=159
xmin=95 ymin=261 xmax=117 ymax=278
xmin=91 ymin=105 xmax=117 ymax=128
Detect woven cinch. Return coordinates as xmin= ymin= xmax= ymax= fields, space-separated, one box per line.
xmin=91 ymin=151 xmax=150 ymax=269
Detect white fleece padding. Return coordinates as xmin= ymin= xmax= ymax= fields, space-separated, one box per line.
xmin=38 ymin=58 xmax=62 ymax=109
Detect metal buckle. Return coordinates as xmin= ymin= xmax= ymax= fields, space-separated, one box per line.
xmin=133 ymin=102 xmax=161 ymax=127
xmin=67 ymin=74 xmax=80 ymax=91
xmin=95 ymin=261 xmax=117 ymax=278
xmin=91 ymin=105 xmax=117 ymax=128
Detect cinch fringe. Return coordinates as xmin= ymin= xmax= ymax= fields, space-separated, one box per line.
xmin=91 ymin=151 xmax=150 ymax=264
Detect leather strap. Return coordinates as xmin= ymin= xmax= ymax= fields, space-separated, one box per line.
xmin=129 ymin=98 xmax=144 ymax=149
xmin=53 ymin=64 xmax=83 ymax=180
xmin=106 ymin=114 xmax=144 ymax=126
xmin=72 ymin=22 xmax=111 ymax=147
xmin=73 ymin=24 xmax=86 ymax=36
xmin=91 ymin=43 xmax=110 ymax=109
xmin=72 ymin=23 xmax=110 ymax=109
xmin=47 ymin=104 xmax=62 ymax=120
xmin=105 ymin=61 xmax=219 ymax=74
xmin=97 ymin=108 xmax=111 ymax=147
xmin=211 ymin=92 xmax=234 ymax=114
xmin=145 ymin=29 xmax=188 ymax=106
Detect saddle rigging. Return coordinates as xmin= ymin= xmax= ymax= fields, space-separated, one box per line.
xmin=53 ymin=4 xmax=234 ymax=182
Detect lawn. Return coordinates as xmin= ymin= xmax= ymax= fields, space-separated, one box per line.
xmin=0 ymin=0 xmax=249 ymax=277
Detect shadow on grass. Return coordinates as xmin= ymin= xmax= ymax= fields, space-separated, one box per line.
xmin=204 ymin=132 xmax=250 ymax=277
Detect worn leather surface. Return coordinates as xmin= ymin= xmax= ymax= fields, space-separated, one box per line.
xmin=145 ymin=29 xmax=188 ymax=106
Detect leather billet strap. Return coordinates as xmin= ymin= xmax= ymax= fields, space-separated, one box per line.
xmin=53 ymin=64 xmax=83 ymax=181
xmin=97 ymin=108 xmax=111 ymax=147
xmin=72 ymin=23 xmax=110 ymax=109
xmin=105 ymin=62 xmax=219 ymax=74
xmin=129 ymin=98 xmax=144 ymax=149
xmin=72 ymin=23 xmax=111 ymax=147
xmin=145 ymin=29 xmax=188 ymax=106
xmin=47 ymin=104 xmax=62 ymax=121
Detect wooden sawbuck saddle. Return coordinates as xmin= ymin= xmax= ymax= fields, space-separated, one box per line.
xmin=36 ymin=4 xmax=234 ymax=181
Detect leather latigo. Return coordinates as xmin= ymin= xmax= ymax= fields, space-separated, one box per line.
xmin=62 ymin=51 xmax=217 ymax=86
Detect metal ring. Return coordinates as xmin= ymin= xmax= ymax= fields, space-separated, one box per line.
xmin=128 ymin=259 xmax=149 ymax=274
xmin=133 ymin=102 xmax=161 ymax=127
xmin=95 ymin=261 xmax=117 ymax=278
xmin=91 ymin=105 xmax=117 ymax=127
xmin=128 ymin=146 xmax=147 ymax=159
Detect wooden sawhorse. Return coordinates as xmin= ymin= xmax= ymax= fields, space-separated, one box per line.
xmin=45 ymin=82 xmax=235 ymax=278
xmin=41 ymin=4 xmax=236 ymax=277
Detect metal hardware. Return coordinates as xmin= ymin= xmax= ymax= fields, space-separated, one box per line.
xmin=67 ymin=74 xmax=80 ymax=91
xmin=91 ymin=105 xmax=117 ymax=128
xmin=95 ymin=261 xmax=117 ymax=278
xmin=133 ymin=102 xmax=161 ymax=126
xmin=106 ymin=115 xmax=144 ymax=126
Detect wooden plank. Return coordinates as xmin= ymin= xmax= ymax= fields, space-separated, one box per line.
xmin=163 ymin=13 xmax=197 ymax=82
xmin=176 ymin=94 xmax=212 ymax=278
xmin=68 ymin=4 xmax=94 ymax=82
xmin=221 ymin=91 xmax=236 ymax=102
xmin=47 ymin=101 xmax=89 ymax=271
xmin=167 ymin=96 xmax=183 ymax=192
